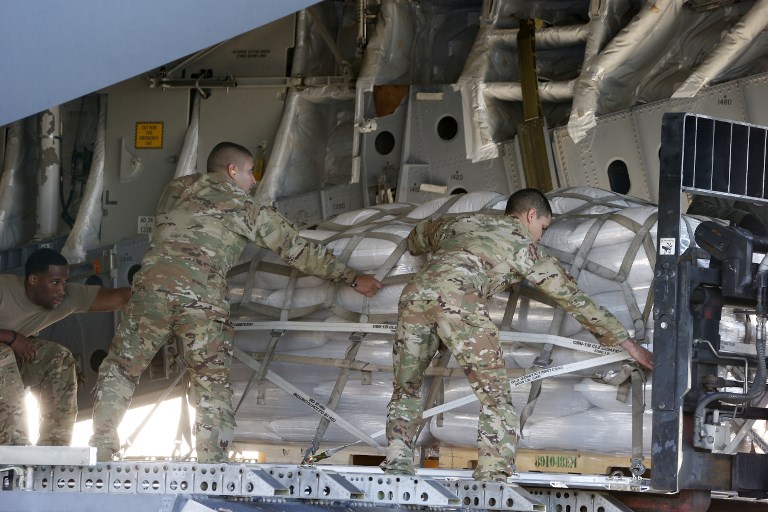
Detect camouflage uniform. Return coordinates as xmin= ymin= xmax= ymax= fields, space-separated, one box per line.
xmin=381 ymin=213 xmax=629 ymax=481
xmin=90 ymin=172 xmax=357 ymax=462
xmin=0 ymin=274 xmax=99 ymax=445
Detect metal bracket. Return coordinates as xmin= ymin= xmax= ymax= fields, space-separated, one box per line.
xmin=531 ymin=488 xmax=633 ymax=512
xmin=630 ymin=458 xmax=647 ymax=479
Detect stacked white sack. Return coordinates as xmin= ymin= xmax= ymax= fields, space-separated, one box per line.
xmin=229 ymin=188 xmax=700 ymax=457
xmin=431 ymin=410 xmax=652 ymax=454
xmin=229 ymin=192 xmax=507 ymax=315
xmin=431 ymin=375 xmax=654 ymax=454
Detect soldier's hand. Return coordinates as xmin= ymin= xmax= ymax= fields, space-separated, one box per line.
xmin=351 ymin=275 xmax=383 ymax=297
xmin=620 ymin=338 xmax=653 ymax=370
xmin=11 ymin=334 xmax=37 ymax=364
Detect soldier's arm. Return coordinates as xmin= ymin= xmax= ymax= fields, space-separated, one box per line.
xmin=250 ymin=205 xmax=382 ymax=295
xmin=525 ymin=255 xmax=630 ymax=347
xmin=155 ymin=177 xmax=189 ymax=214
xmin=527 ymin=259 xmax=652 ymax=368
xmin=88 ymin=287 xmax=132 ymax=312
xmin=407 ymin=217 xmax=448 ymax=255
xmin=0 ymin=330 xmax=36 ymax=363
xmin=0 ymin=291 xmax=37 ymax=362
xmin=621 ymin=338 xmax=653 ymax=369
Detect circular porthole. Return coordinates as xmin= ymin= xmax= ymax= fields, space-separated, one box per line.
xmin=607 ymin=159 xmax=631 ymax=194
xmin=85 ymin=275 xmax=103 ymax=286
xmin=374 ymin=131 xmax=396 ymax=155
xmin=451 ymin=188 xmax=467 ymax=195
xmin=437 ymin=116 xmax=459 ymax=141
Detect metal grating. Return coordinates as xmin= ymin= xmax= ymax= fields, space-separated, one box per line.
xmin=12 ymin=463 xmax=553 ymax=510
xmin=680 ymin=113 xmax=768 ymax=203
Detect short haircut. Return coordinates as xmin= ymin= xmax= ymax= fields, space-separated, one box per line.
xmin=505 ymin=188 xmax=552 ymax=217
xmin=25 ymin=248 xmax=68 ymax=279
xmin=206 ymin=142 xmax=253 ymax=173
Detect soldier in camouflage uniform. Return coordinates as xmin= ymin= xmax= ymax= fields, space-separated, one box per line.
xmin=89 ymin=141 xmax=383 ymax=463
xmin=381 ymin=188 xmax=653 ymax=481
xmin=0 ymin=248 xmax=130 ymax=446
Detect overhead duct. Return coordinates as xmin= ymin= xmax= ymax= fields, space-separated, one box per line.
xmin=256 ymin=3 xmax=358 ymax=206
xmin=62 ymin=96 xmax=107 ymax=264
xmin=36 ymin=107 xmax=61 ymax=239
xmin=0 ymin=121 xmax=29 ymax=250
xmin=673 ymin=0 xmax=768 ymax=98
xmin=457 ymin=0 xmax=627 ymax=162
xmin=567 ymin=0 xmax=685 ymax=144
xmin=255 ymin=87 xmax=356 ymax=205
xmin=174 ymin=93 xmax=200 ymax=178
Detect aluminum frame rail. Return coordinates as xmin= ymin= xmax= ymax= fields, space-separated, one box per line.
xmin=0 ymin=459 xmax=663 ymax=512
xmin=0 ymin=462 xmax=552 ymax=511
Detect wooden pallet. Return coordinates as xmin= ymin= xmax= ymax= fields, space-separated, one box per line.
xmin=229 ymin=441 xmax=649 ymax=477
xmin=438 ymin=446 xmax=650 ymax=476
xmin=230 ymin=441 xmax=384 ymax=466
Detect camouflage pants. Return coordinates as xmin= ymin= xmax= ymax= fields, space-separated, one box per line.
xmin=0 ymin=338 xmax=77 ymax=446
xmin=90 ymin=292 xmax=235 ymax=462
xmin=381 ymin=297 xmax=518 ymax=481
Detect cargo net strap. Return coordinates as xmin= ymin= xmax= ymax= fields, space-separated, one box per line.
xmin=516 ymin=189 xmax=698 ymax=436
xmin=228 ymin=194 xmax=506 ymax=422
xmin=229 ymin=193 xmax=502 ymax=324
xmin=226 ymin=189 xmax=707 ymax=456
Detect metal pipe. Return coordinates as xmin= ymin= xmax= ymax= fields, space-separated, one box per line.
xmin=567 ymin=0 xmax=685 ymax=144
xmin=357 ymin=0 xmax=368 ymax=50
xmin=174 ymin=92 xmax=200 ymax=178
xmin=62 ymin=95 xmax=107 ymax=263
xmin=164 ymin=41 xmax=227 ymax=77
xmin=484 ymin=80 xmax=575 ymax=102
xmin=673 ymin=0 xmax=768 ymax=98
xmin=36 ymin=107 xmax=61 ymax=239
xmin=307 ymin=5 xmax=351 ymax=74
xmin=694 ymin=256 xmax=768 ymax=440
xmin=488 ymin=24 xmax=589 ymax=48
xmin=0 ymin=120 xmax=27 ymax=250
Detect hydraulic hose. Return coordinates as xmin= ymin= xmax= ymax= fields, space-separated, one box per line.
xmin=694 ymin=257 xmax=768 ymax=439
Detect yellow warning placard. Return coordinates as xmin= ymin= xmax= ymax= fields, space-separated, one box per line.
xmin=135 ymin=121 xmax=164 ymax=149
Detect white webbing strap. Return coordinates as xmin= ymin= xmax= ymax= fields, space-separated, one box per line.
xmin=520 ymin=212 xmax=612 ymax=434
xmin=362 ymin=351 xmax=632 ymax=443
xmin=499 ymin=331 xmax=623 ymax=356
xmin=233 ymin=347 xmax=385 ymax=452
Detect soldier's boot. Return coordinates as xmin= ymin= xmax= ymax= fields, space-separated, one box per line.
xmin=95 ymin=447 xmax=116 ymax=463
xmin=89 ymin=426 xmax=119 ymax=462
xmin=380 ymin=460 xmax=416 ymax=476
xmin=380 ymin=439 xmax=416 ymax=475
xmin=472 ymin=458 xmax=514 ymax=482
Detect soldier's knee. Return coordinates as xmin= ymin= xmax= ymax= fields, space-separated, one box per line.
xmin=59 ymin=347 xmax=76 ymax=369
xmin=45 ymin=343 xmax=76 ymax=370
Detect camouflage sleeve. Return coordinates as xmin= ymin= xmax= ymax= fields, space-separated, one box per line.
xmin=250 ymin=205 xmax=357 ymax=284
xmin=155 ymin=176 xmax=192 ymax=214
xmin=407 ymin=217 xmax=450 ymax=255
xmin=525 ymin=255 xmax=630 ymax=347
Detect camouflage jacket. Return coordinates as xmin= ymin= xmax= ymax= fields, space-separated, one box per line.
xmin=405 ymin=213 xmax=629 ymax=347
xmin=134 ymin=172 xmax=356 ymax=310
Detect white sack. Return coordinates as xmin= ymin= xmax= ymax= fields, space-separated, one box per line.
xmin=442 ymin=377 xmax=591 ymax=418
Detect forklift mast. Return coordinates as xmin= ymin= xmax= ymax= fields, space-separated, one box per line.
xmin=653 ymin=112 xmax=768 ymax=495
